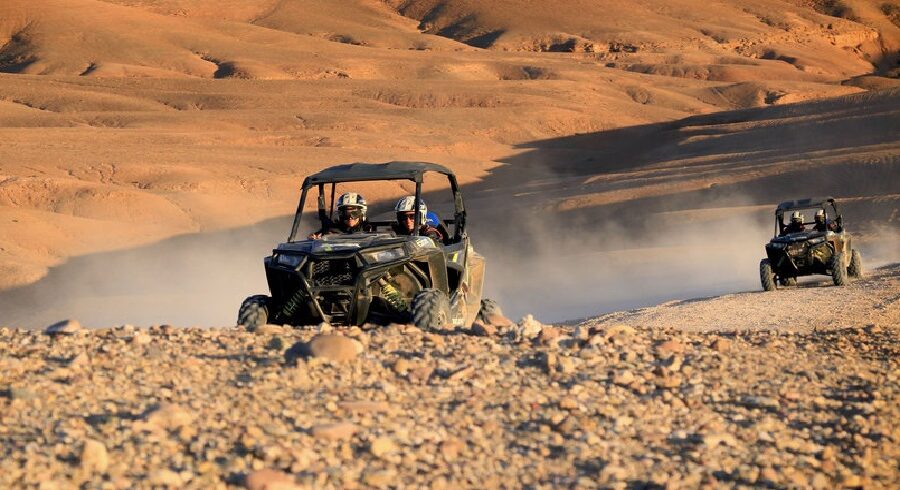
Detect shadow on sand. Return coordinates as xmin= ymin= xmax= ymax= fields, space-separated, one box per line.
xmin=2 ymin=91 xmax=898 ymax=327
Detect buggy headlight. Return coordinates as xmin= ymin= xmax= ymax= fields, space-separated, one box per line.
xmin=274 ymin=253 xmax=304 ymax=269
xmin=769 ymin=242 xmax=787 ymax=249
xmin=807 ymin=237 xmax=825 ymax=245
xmin=362 ymin=248 xmax=407 ymax=264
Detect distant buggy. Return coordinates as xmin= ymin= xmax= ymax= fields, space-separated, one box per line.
xmin=759 ymin=197 xmax=862 ymax=291
xmin=238 ymin=162 xmax=487 ymax=330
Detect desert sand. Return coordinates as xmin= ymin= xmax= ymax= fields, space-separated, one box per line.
xmin=1 ymin=265 xmax=898 ymax=488
xmin=0 ymin=0 xmax=899 ymax=488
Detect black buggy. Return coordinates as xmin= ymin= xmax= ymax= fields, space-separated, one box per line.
xmin=238 ymin=162 xmax=486 ymax=330
xmin=759 ymin=197 xmax=862 ymax=291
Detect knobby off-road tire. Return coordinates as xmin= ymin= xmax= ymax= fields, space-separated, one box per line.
xmin=760 ymin=259 xmax=777 ymax=292
xmin=831 ymin=252 xmax=848 ymax=286
xmin=238 ymin=295 xmax=270 ymax=330
xmin=476 ymin=298 xmax=503 ymax=323
xmin=411 ymin=288 xmax=451 ymax=330
xmin=848 ymin=250 xmax=863 ymax=278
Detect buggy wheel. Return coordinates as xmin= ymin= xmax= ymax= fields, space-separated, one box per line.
xmin=759 ymin=259 xmax=776 ymax=291
xmin=831 ymin=252 xmax=848 ymax=286
xmin=238 ymin=295 xmax=270 ymax=330
xmin=411 ymin=288 xmax=451 ymax=330
xmin=476 ymin=298 xmax=503 ymax=323
xmin=848 ymin=250 xmax=863 ymax=278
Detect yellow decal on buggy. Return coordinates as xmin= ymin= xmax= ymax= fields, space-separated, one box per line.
xmin=450 ymin=252 xmax=459 ymax=263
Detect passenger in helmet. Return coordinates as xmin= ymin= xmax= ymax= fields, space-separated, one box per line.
xmin=813 ymin=208 xmax=838 ymax=232
xmin=309 ymin=192 xmax=372 ymax=238
xmin=782 ymin=211 xmax=806 ymax=235
xmin=392 ymin=195 xmax=444 ymax=242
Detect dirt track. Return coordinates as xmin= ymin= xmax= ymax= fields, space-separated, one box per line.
xmin=590 ymin=263 xmax=900 ymax=333
xmin=1 ymin=265 xmax=897 ymax=489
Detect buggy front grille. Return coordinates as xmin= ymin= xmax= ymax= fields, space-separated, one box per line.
xmin=787 ymin=242 xmax=806 ymax=257
xmin=308 ymin=258 xmax=358 ymax=287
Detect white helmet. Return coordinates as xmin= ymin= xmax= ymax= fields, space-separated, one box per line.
xmin=790 ymin=211 xmax=803 ymax=223
xmin=336 ymin=192 xmax=367 ymax=218
xmin=395 ymin=195 xmax=427 ymax=223
xmin=815 ymin=209 xmax=825 ymax=220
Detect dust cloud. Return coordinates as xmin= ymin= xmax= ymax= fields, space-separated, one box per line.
xmin=477 ymin=201 xmax=775 ymax=323
xmin=0 ymin=217 xmax=291 ymax=329
xmin=0 ymin=193 xmax=894 ymax=329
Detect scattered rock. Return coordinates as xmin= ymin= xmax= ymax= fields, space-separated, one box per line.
xmin=393 ymin=358 xmax=410 ymax=375
xmin=45 ymin=320 xmax=82 ymax=336
xmin=310 ymin=422 xmax=358 ymax=441
xmin=655 ymin=373 xmax=683 ymax=389
xmin=440 ymin=438 xmax=465 ymax=461
xmin=656 ymin=340 xmax=686 ymax=354
xmin=363 ymin=469 xmax=398 ymax=488
xmin=255 ymin=324 xmax=285 ymax=335
xmin=537 ymin=326 xmax=562 ymax=344
xmin=559 ymin=397 xmax=579 ymax=410
xmin=5 ymin=386 xmax=37 ymax=400
xmin=306 ymin=335 xmax=363 ymax=361
xmin=517 ymin=314 xmax=544 ymax=340
xmin=148 ymin=469 xmax=182 ymax=487
xmin=407 ymin=365 xmax=434 ymax=384
xmin=80 ymin=439 xmax=108 ymax=473
xmin=470 ymin=321 xmax=496 ymax=337
xmin=557 ymin=355 xmax=577 ymax=374
xmin=266 ymin=336 xmax=285 ymax=351
xmin=741 ymin=395 xmax=780 ymax=411
xmin=131 ymin=331 xmax=152 ymax=345
xmin=603 ymin=324 xmax=636 ymax=340
xmin=68 ymin=352 xmax=89 ymax=369
xmin=3 ymin=271 xmax=900 ymax=489
xmin=245 ymin=469 xmax=300 ymax=490
xmin=710 ymin=337 xmax=732 ymax=352
xmin=479 ymin=301 xmax=513 ymax=327
xmin=446 ymin=365 xmax=475 ymax=382
xmin=541 ymin=352 xmax=558 ymax=373
xmin=703 ymin=432 xmax=738 ymax=448
xmin=139 ymin=403 xmax=194 ymax=431
xmin=339 ymin=400 xmax=390 ymax=413
xmin=613 ymin=370 xmax=635 ymax=386
xmin=369 ymin=436 xmax=396 ymax=458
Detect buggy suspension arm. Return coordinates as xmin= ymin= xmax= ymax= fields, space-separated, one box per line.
xmin=279 ymin=274 xmax=330 ymax=324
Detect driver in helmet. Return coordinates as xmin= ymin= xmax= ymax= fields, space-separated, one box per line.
xmin=813 ymin=209 xmax=838 ymax=232
xmin=782 ymin=211 xmax=806 ymax=235
xmin=309 ymin=192 xmax=372 ymax=238
xmin=392 ymin=196 xmax=444 ymax=242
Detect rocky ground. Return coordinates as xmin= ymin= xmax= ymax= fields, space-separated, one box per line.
xmin=1 ymin=266 xmax=898 ymax=489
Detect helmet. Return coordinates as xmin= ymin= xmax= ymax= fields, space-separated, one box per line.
xmin=395 ymin=195 xmax=427 ymax=224
xmin=815 ymin=209 xmax=825 ymax=221
xmin=790 ymin=211 xmax=803 ymax=223
xmin=336 ymin=192 xmax=367 ymax=220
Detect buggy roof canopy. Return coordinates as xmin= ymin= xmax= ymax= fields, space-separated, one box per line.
xmin=776 ymin=197 xmax=835 ymax=213
xmin=303 ymin=161 xmax=455 ymax=186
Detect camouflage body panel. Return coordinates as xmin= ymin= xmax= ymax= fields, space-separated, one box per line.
xmin=765 ymin=230 xmax=853 ymax=279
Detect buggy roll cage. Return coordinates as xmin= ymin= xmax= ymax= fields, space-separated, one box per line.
xmin=773 ymin=197 xmax=841 ymax=236
xmin=287 ymin=161 xmax=466 ymax=243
